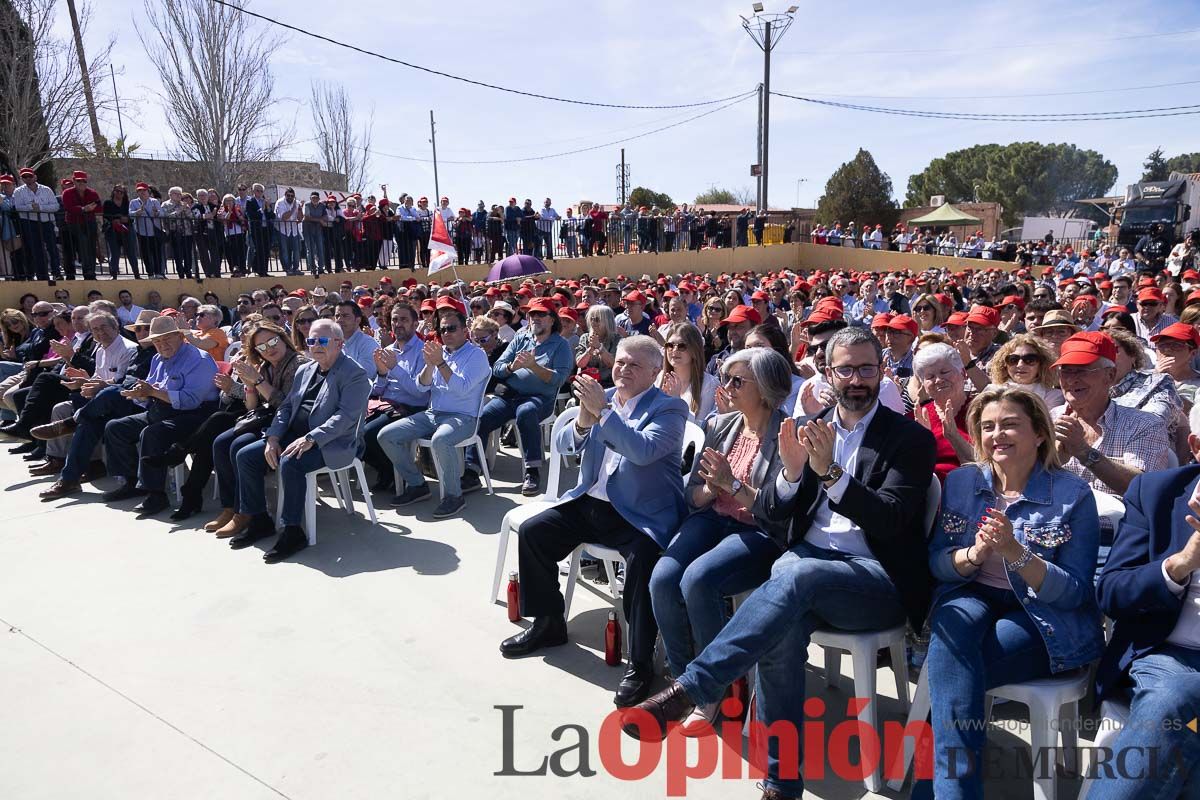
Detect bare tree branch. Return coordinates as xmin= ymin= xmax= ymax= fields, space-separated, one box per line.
xmin=135 ymin=0 xmax=292 ymax=193
xmin=310 ymin=80 xmax=372 ymax=194
xmin=0 ymin=0 xmax=112 ymax=172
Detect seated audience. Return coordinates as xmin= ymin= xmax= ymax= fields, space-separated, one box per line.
xmin=362 ymin=303 xmax=428 ymax=494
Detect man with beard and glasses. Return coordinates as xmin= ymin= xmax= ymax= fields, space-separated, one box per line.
xmin=626 ymin=326 xmax=936 ymax=800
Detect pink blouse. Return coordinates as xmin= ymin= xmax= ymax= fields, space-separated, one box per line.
xmin=713 ymin=430 xmax=760 ymax=525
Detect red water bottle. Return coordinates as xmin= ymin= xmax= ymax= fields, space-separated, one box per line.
xmin=604 ymin=611 xmax=622 ymax=666
xmin=506 ymin=572 xmax=521 ymax=623
xmin=728 ymin=676 xmax=749 ymax=723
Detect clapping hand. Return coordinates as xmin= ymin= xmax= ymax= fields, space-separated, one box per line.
xmin=80 ymin=379 xmax=104 ymax=398
xmin=572 ymin=372 xmax=607 ymax=419
xmin=1053 ymin=411 xmax=1089 ymax=460
xmin=63 ymin=366 xmax=88 ymax=380
xmin=423 ymin=338 xmax=445 ymax=367
xmin=232 ymin=360 xmax=261 ymax=385
xmin=660 ymin=370 xmax=682 ymax=398
xmin=977 ymin=507 xmax=1021 ymax=561
xmin=512 ymin=350 xmax=537 ymax=371
xmin=800 ymin=418 xmax=836 ymax=477
xmin=374 ymin=348 xmax=397 ymax=374
xmin=214 ymin=372 xmax=235 ymax=392
xmin=697 ymin=447 xmax=736 ymax=494
xmin=778 ymin=417 xmax=809 ymax=480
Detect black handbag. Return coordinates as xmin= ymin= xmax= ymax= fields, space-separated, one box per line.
xmin=231 ymin=405 xmax=273 ymax=437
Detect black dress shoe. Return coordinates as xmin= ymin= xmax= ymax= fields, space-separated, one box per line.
xmin=500 ymin=616 xmax=568 ymax=658
xmin=614 ymin=663 xmax=656 ymax=708
xmin=621 ymin=681 xmax=696 ymax=742
xmin=11 ymin=440 xmax=39 ymax=455
xmin=169 ymin=496 xmax=203 ymax=521
xmin=263 ymin=525 xmax=308 ymax=563
xmin=229 ymin=513 xmax=276 ymax=549
xmin=0 ymin=422 xmax=30 ymax=439
xmin=133 ymin=491 xmax=170 ymax=515
xmin=102 ymin=484 xmax=148 ymax=502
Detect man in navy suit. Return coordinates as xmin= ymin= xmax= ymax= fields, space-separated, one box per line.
xmin=500 ymin=335 xmax=687 ymax=707
xmin=1093 ymin=407 xmax=1200 ymax=800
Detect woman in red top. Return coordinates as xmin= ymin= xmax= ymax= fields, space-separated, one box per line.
xmin=912 ymin=341 xmax=974 ymax=483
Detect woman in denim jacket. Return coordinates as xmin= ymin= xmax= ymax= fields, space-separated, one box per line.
xmin=915 ymin=385 xmax=1105 ymax=800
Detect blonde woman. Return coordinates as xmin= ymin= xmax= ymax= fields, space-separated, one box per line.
xmin=987 ymin=333 xmax=1064 ymax=408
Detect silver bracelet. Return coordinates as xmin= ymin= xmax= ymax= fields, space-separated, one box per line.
xmin=1006 ymin=545 xmax=1034 ymax=572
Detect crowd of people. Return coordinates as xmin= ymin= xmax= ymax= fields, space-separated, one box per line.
xmin=0 ymin=170 xmax=791 ymax=281
xmin=2 ymin=254 xmax=1200 ymax=799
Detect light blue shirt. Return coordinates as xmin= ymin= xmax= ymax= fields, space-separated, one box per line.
xmin=776 ymin=401 xmax=881 ymax=558
xmin=128 ymin=197 xmax=161 ymax=237
xmin=372 ymin=333 xmax=428 ymax=409
xmin=849 ymin=297 xmax=890 ymax=322
xmin=143 ymin=341 xmax=219 ymax=410
xmin=492 ymin=330 xmax=572 ymax=400
xmin=424 ymin=340 xmax=490 ymax=416
xmin=342 ymin=329 xmax=381 ymax=373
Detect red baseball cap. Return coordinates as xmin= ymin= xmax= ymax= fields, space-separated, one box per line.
xmin=1150 ymin=322 xmax=1200 ymax=348
xmin=1137 ymin=288 xmax=1166 ymax=304
xmin=998 ymin=295 xmax=1025 ymax=311
xmin=419 ymin=299 xmax=436 ymax=313
xmin=721 ymin=305 xmax=762 ymax=326
xmin=800 ymin=309 xmax=841 ymax=327
xmin=965 ymin=305 xmax=1000 ymax=327
xmin=623 ymin=290 xmax=647 ymax=304
xmin=887 ymin=314 xmax=919 ymax=336
xmin=870 ymin=313 xmax=894 ymax=329
xmin=435 ymin=296 xmax=466 ymax=316
xmin=557 ymin=306 xmax=579 ymax=322
xmin=944 ymin=311 xmax=969 ymax=328
xmin=751 ymin=290 xmax=770 ymax=302
xmin=1051 ymin=332 xmax=1117 ymax=368
xmin=525 ymin=298 xmax=556 ymax=314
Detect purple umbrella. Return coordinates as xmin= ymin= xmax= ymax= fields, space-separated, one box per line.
xmin=487 ymin=254 xmax=549 ymax=283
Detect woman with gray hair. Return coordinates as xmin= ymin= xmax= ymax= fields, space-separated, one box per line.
xmin=649 ymin=346 xmax=793 ymax=729
xmin=182 ymin=303 xmax=230 ymax=356
xmin=913 ymin=341 xmax=974 ymax=480
xmin=576 ymin=304 xmax=620 ymax=387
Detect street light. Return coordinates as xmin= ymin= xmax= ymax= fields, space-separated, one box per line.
xmin=795 ymin=177 xmax=807 ymax=208
xmin=741 ymin=4 xmax=797 ymax=213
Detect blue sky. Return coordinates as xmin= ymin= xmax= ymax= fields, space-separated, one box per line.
xmin=74 ymin=0 xmax=1200 ymax=208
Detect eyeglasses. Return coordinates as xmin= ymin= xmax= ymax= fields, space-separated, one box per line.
xmin=913 ymin=305 xmax=933 ymax=313
xmin=1138 ymin=301 xmax=1161 ymax=308
xmin=438 ymin=325 xmax=460 ymax=334
xmin=665 ymin=341 xmax=687 ymax=351
xmin=31 ymin=311 xmax=51 ymax=318
xmin=471 ymin=334 xmax=492 ymax=344
xmin=527 ymin=311 xmax=549 ymax=318
xmin=254 ymin=336 xmax=281 ymax=353
xmin=1059 ymin=365 xmax=1106 ymax=379
xmin=305 ymin=336 xmax=332 ymax=347
xmin=829 ymin=364 xmax=880 ymax=380
xmin=296 ymin=317 xmax=316 ymax=326
xmin=721 ymin=374 xmax=750 ymax=390
xmin=1005 ymin=353 xmax=1041 ymax=367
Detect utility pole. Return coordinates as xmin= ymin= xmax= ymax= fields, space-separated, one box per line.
xmin=755 ymin=83 xmax=763 ymax=210
xmin=65 ymin=0 xmax=104 ymax=152
xmin=619 ymin=148 xmax=629 ymax=204
xmin=109 ymin=65 xmax=128 ymax=184
xmin=429 ymin=110 xmax=440 ymax=204
xmin=741 ymin=5 xmax=797 ymax=212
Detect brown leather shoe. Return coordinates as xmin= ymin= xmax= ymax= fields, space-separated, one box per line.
xmin=39 ymin=479 xmax=81 ymax=501
xmin=204 ymin=508 xmax=236 ymax=533
xmin=28 ymin=457 xmax=65 ymax=477
xmin=758 ymin=787 xmax=799 ymax=800
xmin=620 ymin=681 xmax=695 ymax=742
xmin=30 ymin=418 xmax=76 ymax=441
xmin=214 ymin=512 xmax=252 ymax=538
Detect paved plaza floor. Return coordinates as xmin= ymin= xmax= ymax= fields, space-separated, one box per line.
xmin=0 ymin=442 xmax=1083 ymax=799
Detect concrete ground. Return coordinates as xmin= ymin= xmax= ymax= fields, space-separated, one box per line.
xmin=0 ymin=440 xmax=1088 ymax=800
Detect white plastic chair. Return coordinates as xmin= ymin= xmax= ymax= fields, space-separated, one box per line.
xmin=395 ymin=388 xmax=493 ymax=502
xmin=801 ymin=475 xmax=940 ymax=793
xmin=1092 ymin=488 xmax=1125 ymax=532
xmin=1078 ymin=698 xmax=1130 ymax=800
xmin=491 ymin=406 xmax=580 ymax=603
xmin=224 ymin=341 xmax=242 ymax=361
xmin=1166 ymin=449 xmax=1180 ymax=469
xmin=278 ymin=387 xmax=377 ymax=546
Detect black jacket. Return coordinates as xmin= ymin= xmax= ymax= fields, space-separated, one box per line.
xmin=760 ymin=403 xmax=937 ymax=631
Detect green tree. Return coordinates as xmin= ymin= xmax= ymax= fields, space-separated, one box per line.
xmin=816 ymin=148 xmax=898 ymax=229
xmin=905 ymin=142 xmax=1117 ymax=227
xmin=1166 ymin=152 xmax=1200 ymax=175
xmin=1142 ymin=147 xmax=1170 ymax=181
xmin=628 ymin=186 xmax=674 ymax=210
xmin=694 ymin=185 xmax=755 ymax=205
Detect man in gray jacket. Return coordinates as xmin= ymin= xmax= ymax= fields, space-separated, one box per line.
xmin=228 ymin=319 xmax=370 ymax=563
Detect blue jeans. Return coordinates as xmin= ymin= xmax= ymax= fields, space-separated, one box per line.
xmin=235 ymin=431 xmax=326 ymax=526
xmin=303 ymin=228 xmax=325 ymax=274
xmin=1087 ymin=644 xmax=1200 ymax=800
xmin=279 ymin=234 xmax=301 ymax=273
xmin=61 ymin=386 xmax=142 ymax=483
xmin=213 ymin=427 xmax=263 ymax=509
xmin=377 ymin=410 xmax=474 ymax=498
xmin=471 ymin=393 xmax=554 ymax=470
xmin=912 ymin=582 xmax=1052 ymax=800
xmin=505 ymin=229 xmax=518 ymax=256
xmin=649 ymin=508 xmax=781 ymax=677
xmin=538 ymin=230 xmax=553 ymax=259
xmin=676 ymin=541 xmax=906 ymax=797
xmin=622 ymin=226 xmax=633 ymax=253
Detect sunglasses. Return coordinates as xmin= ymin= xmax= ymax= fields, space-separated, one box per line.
xmin=1138 ymin=301 xmax=1161 ymax=308
xmin=471 ymin=334 xmax=492 ymax=344
xmin=721 ymin=374 xmax=748 ymax=390
xmin=296 ymin=317 xmax=316 ymax=325
xmin=913 ymin=305 xmax=933 ymax=313
xmin=438 ymin=325 xmax=461 ymax=334
xmin=305 ymin=336 xmax=332 ymax=347
xmin=665 ymin=341 xmax=687 ymax=351
xmin=1004 ymin=353 xmax=1041 ymax=367
xmin=32 ymin=311 xmax=51 ymax=318
xmin=254 ymin=336 xmax=282 ymax=353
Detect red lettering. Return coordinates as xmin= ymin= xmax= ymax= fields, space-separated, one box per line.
xmin=598 ymin=709 xmax=660 ymax=781
xmin=882 ymin=720 xmax=934 ymax=781
xmin=665 ymin=719 xmax=719 ymax=796
xmin=802 ymin=697 xmax=826 ymax=780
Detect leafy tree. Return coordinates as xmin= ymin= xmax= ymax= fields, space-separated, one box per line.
xmin=816 ymin=148 xmax=898 ymax=229
xmin=628 ymin=186 xmax=674 ymax=210
xmin=905 ymin=142 xmax=1117 ymax=227
xmin=1142 ymin=147 xmax=1169 ymax=181
xmin=1166 ymin=152 xmax=1200 ymax=175
xmin=694 ymin=185 xmax=755 ymax=205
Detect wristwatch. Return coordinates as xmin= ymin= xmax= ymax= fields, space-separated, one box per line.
xmin=1082 ymin=447 xmax=1102 ymax=468
xmin=303 ymin=434 xmax=315 ymax=445
xmin=729 ymin=478 xmax=744 ymax=495
xmin=817 ymin=463 xmax=844 ymax=483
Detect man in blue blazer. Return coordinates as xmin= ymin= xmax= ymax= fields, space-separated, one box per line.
xmin=1093 ymin=437 xmax=1200 ymax=800
xmin=501 ymin=335 xmax=687 ymax=707
xmin=229 ymin=319 xmax=370 ymax=563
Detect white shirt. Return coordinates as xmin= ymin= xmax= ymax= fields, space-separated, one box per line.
xmin=93 ymin=335 xmax=138 ymax=382
xmin=11 ymin=182 xmax=59 ymax=218
xmin=116 ymin=304 xmax=145 ymax=327
xmin=1164 ymin=565 xmax=1200 ymax=649
xmin=793 ymin=374 xmax=905 ymax=417
xmin=776 ymin=401 xmax=881 ymax=558
xmin=274 ymin=198 xmax=301 ymax=236
xmin=583 ymin=387 xmax=650 ymax=504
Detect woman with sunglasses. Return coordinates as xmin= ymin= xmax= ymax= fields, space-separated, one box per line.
xmin=206 ymin=322 xmax=306 ymax=534
xmin=910 ymin=292 xmax=946 ymax=334
xmin=575 ymin=304 xmax=619 ymax=388
xmin=698 ymin=299 xmax=727 ymax=364
xmin=649 ymin=348 xmax=793 ymax=729
xmin=0 ymin=309 xmax=30 ymax=379
xmin=988 ymin=334 xmax=1063 ymax=408
xmin=659 ymin=324 xmax=717 ymax=423
xmin=289 ymin=305 xmax=319 ymax=354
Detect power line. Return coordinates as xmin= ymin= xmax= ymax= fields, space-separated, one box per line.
xmin=783 ymin=25 xmax=1200 ymax=56
xmin=361 ymin=92 xmax=758 ymax=165
xmin=779 ymin=77 xmax=1200 ymax=102
xmin=770 ymin=91 xmax=1200 ymax=121
xmin=207 ymin=0 xmax=751 ymax=110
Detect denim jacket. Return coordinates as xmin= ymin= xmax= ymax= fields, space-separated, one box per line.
xmin=930 ymin=462 xmax=1105 ymax=673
